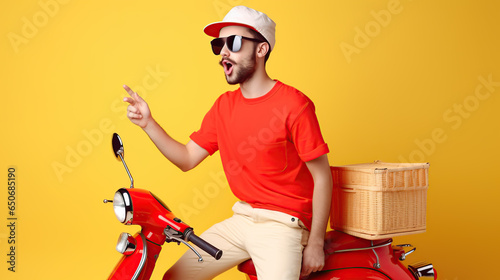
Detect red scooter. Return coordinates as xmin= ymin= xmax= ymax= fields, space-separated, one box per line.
xmin=104 ymin=133 xmax=436 ymax=279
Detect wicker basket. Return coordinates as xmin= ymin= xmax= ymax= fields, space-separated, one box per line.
xmin=330 ymin=160 xmax=429 ymax=240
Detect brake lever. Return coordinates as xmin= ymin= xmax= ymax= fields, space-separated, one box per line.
xmin=164 ymin=227 xmax=204 ymax=262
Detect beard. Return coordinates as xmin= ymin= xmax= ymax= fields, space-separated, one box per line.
xmin=219 ymin=53 xmax=257 ymax=85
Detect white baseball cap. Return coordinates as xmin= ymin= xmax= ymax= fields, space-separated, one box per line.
xmin=204 ymin=6 xmax=276 ymax=50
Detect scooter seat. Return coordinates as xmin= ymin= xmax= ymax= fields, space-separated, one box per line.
xmin=237 ymin=259 xmax=257 ymax=276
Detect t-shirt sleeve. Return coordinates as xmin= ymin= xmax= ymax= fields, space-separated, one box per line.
xmin=190 ymin=103 xmax=219 ymax=155
xmin=290 ymin=101 xmax=329 ymax=162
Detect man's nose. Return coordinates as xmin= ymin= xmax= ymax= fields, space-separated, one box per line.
xmin=220 ymin=43 xmax=230 ymax=57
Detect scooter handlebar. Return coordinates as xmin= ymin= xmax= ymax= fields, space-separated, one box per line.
xmin=186 ymin=231 xmax=223 ymax=260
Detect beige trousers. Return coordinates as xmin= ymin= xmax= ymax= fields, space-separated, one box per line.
xmin=163 ymin=201 xmax=309 ymax=280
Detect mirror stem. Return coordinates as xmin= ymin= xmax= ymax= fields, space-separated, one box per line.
xmin=118 ymin=150 xmax=134 ymax=188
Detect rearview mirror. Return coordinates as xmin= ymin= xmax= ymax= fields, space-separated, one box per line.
xmin=112 ymin=133 xmax=124 ymax=161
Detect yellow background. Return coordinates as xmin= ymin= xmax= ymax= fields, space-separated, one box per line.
xmin=1 ymin=0 xmax=499 ymax=279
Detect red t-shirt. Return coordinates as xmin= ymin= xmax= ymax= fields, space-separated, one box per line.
xmin=190 ymin=81 xmax=329 ymax=229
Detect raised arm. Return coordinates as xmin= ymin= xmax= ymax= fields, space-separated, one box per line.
xmin=123 ymin=85 xmax=209 ymax=171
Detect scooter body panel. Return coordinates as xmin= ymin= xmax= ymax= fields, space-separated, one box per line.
xmin=108 ymin=232 xmax=162 ymax=280
xmin=314 ymin=268 xmax=392 ymax=279
xmin=239 ymin=262 xmax=394 ymax=280
xmin=108 ymin=232 xmax=146 ymax=280
xmin=322 ymin=231 xmax=415 ymax=279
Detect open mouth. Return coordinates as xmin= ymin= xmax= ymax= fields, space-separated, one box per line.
xmin=222 ymin=60 xmax=234 ymax=76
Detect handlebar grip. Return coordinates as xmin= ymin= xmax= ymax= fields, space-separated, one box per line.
xmin=187 ymin=231 xmax=223 ymax=260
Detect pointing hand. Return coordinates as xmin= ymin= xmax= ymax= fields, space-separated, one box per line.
xmin=123 ymin=85 xmax=153 ymax=129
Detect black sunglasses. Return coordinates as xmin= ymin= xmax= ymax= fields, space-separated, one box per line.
xmin=210 ymin=35 xmax=264 ymax=55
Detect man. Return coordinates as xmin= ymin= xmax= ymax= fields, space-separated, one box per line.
xmin=123 ymin=6 xmax=332 ymax=280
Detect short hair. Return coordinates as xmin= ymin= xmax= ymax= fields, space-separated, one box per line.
xmin=247 ymin=28 xmax=271 ymax=63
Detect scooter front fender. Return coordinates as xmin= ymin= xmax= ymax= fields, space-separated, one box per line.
xmin=108 ymin=232 xmax=162 ymax=280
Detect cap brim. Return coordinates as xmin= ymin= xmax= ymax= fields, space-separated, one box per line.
xmin=204 ymin=22 xmax=258 ymax=38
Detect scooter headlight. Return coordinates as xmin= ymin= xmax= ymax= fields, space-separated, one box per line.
xmin=113 ymin=189 xmax=133 ymax=224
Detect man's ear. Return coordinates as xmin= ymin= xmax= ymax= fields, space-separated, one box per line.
xmin=256 ymin=42 xmax=269 ymax=59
